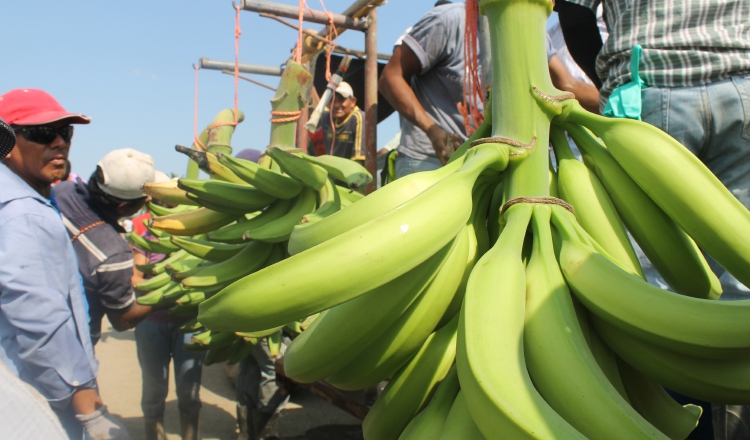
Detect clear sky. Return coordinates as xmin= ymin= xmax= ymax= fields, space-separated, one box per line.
xmin=1 ymin=1 xmax=558 ymax=179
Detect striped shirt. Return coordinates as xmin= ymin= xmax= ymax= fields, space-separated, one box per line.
xmin=570 ymin=0 xmax=750 ymax=104
xmin=53 ymin=179 xmax=136 ymax=344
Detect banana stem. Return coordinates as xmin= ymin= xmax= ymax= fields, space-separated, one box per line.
xmin=269 ymin=61 xmax=312 ymax=151
xmin=481 ymin=0 xmax=556 ymax=200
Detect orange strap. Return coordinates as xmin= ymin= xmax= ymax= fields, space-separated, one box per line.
xmin=71 ymin=221 xmax=106 ymax=243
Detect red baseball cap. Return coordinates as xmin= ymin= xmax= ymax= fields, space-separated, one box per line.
xmin=0 ymin=89 xmax=91 ymax=126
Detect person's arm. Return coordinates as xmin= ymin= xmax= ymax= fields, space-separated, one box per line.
xmin=548 ymin=54 xmax=601 ymax=113
xmin=555 ymin=0 xmax=603 ymax=88
xmin=379 ymin=44 xmax=456 ymax=164
xmin=95 ymin=252 xmax=153 ymax=331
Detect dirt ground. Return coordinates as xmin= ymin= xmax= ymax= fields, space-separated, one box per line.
xmin=95 ymin=320 xmax=364 ymax=440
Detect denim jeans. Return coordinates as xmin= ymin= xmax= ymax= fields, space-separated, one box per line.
xmin=394 ymin=152 xmax=443 ymax=179
xmin=639 ymin=73 xmax=750 ymax=440
xmin=134 ymin=319 xmax=205 ymax=419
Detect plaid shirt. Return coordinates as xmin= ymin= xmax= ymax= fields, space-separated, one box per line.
xmin=569 ymin=0 xmax=750 ymax=104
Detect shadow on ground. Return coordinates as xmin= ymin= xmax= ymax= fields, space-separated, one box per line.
xmin=119 ymin=401 xmax=236 ymax=440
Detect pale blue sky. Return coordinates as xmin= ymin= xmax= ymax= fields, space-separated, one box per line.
xmin=1 ymin=1 xmax=558 ymax=178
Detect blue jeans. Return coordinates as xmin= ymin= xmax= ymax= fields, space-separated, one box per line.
xmin=394 ymin=152 xmax=443 ymax=179
xmin=134 ymin=319 xmax=205 ymax=419
xmin=639 ymin=73 xmax=750 ymax=440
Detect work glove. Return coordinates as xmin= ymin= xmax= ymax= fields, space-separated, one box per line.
xmin=75 ymin=405 xmax=130 ymax=440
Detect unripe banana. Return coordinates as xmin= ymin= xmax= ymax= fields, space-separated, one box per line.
xmin=169 ymin=235 xmax=247 ymax=262
xmin=525 ymin=205 xmax=666 ymax=439
xmin=559 ymin=231 xmax=750 ymax=359
xmin=126 ymin=232 xmax=180 ymax=255
xmin=207 ymin=198 xmax=294 ymax=243
xmin=216 ymin=153 xmax=303 ymax=199
xmin=142 ymin=179 xmax=199 ymax=206
xmin=266 ymin=147 xmax=329 ymax=190
xmin=149 ymin=207 xmax=239 ymax=237
xmin=438 ymin=391 xmax=485 ymax=440
xmin=362 ymin=315 xmax=458 ymax=440
xmin=562 ymin=101 xmax=750 ymax=289
xmin=133 ymin=271 xmax=171 ymax=292
xmin=181 ymin=241 xmax=274 ymax=288
xmin=242 ymin=187 xmax=317 ymax=243
xmin=177 ymin=178 xmax=277 ymax=212
xmin=283 ymin=238 xmax=456 ymax=383
xmin=301 ymin=153 xmax=373 ymax=189
xmin=297 ymin=177 xmax=341 ymax=226
xmin=562 ymin=122 xmax=721 ymax=299
xmin=147 ymin=202 xmax=199 ymax=217
xmin=400 ymin=364 xmax=460 ymax=439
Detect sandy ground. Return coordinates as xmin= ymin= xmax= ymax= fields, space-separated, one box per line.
xmin=95 ymin=320 xmax=363 ymax=440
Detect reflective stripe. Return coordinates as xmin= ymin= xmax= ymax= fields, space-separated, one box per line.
xmin=97 ymin=259 xmax=134 ymax=273
xmin=100 ymin=292 xmax=135 ymax=310
xmin=61 ymin=215 xmax=107 ymax=262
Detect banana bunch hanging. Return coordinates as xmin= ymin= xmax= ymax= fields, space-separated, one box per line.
xmin=130 ymin=60 xmax=372 ymax=366
xmin=189 ymin=0 xmax=750 ymax=438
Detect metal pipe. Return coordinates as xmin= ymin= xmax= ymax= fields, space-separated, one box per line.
xmin=220 ymin=70 xmax=277 ymax=91
xmin=363 ymin=8 xmax=378 ymax=195
xmin=242 ymin=0 xmax=367 ymax=31
xmin=200 ymin=58 xmax=284 ymax=76
xmin=331 ymin=46 xmax=391 ymax=61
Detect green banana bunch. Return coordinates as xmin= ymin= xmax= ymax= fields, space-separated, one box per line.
xmin=241 ymin=187 xmax=317 ymax=243
xmin=438 ymin=391 xmax=485 ymax=440
xmin=216 ymin=153 xmax=303 ymax=199
xmin=149 ymin=207 xmax=239 ymax=236
xmin=398 ymin=365 xmax=460 ymax=439
xmin=206 ymin=198 xmax=295 ymax=244
xmin=180 ymin=241 xmax=275 ymax=288
xmin=561 ymin=122 xmax=721 ymax=299
xmin=147 ymin=202 xmax=199 ymax=217
xmin=142 ymin=179 xmax=199 ymax=206
xmin=198 ymin=143 xmax=509 ymax=333
xmin=126 ymin=232 xmax=180 ymax=255
xmin=300 ymin=153 xmax=372 ymax=190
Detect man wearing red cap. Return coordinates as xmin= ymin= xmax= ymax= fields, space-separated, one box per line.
xmin=0 ymin=89 xmax=129 ymax=440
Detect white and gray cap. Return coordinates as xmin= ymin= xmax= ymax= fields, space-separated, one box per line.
xmin=97 ymin=148 xmax=156 ymax=200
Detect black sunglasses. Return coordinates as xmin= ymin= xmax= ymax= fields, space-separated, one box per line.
xmin=13 ymin=125 xmax=75 ymax=144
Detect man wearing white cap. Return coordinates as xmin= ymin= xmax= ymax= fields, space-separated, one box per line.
xmin=309 ymin=81 xmax=366 ymax=164
xmin=0 ymin=88 xmax=129 ymax=439
xmin=54 ymin=148 xmax=157 ymax=347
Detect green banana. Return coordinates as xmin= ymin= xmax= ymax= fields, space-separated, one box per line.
xmin=616 ymin=355 xmax=702 ymax=440
xmin=562 ymin=122 xmax=722 ymax=300
xmin=457 ymin=204 xmax=584 ymax=439
xmin=558 ymin=229 xmax=750 ymax=359
xmin=335 ymin=184 xmax=364 ymax=205
xmin=562 ymin=101 xmax=750 ymax=288
xmin=147 ymin=202 xmax=199 ymax=217
xmin=179 ymin=318 xmax=203 ymax=333
xmin=438 ymin=391 xmax=485 ymax=440
xmin=136 ymin=281 xmax=184 ymax=306
xmin=550 ymin=125 xmax=643 ymax=278
xmin=241 ymin=187 xmax=317 ymax=243
xmin=206 ymin=198 xmax=294 ymax=243
xmin=126 ymin=232 xmax=180 ymax=255
xmin=189 ymin=330 xmax=236 ymax=349
xmin=301 ymin=153 xmax=372 ymax=189
xmin=298 ymin=177 xmax=341 ymax=226
xmin=204 ymin=151 xmax=248 ymax=184
xmin=142 ymin=249 xmax=189 ymax=275
xmin=142 ymin=179 xmax=200 ymax=206
xmin=400 ymin=364 xmax=460 ymax=439
xmin=594 ymin=317 xmax=750 ymax=404
xmin=199 ymin=145 xmax=507 ymax=333
xmin=175 ymin=290 xmax=207 ymax=306
xmin=184 ymin=192 xmax=254 ymax=215
xmin=169 ymin=235 xmax=247 ymax=262
xmin=228 ymin=338 xmax=255 ymax=364
xmin=286 ymin=152 xmax=470 ymax=256
xmin=177 ymin=178 xmax=276 ymax=212
xmin=149 ymin=207 xmax=239 ymax=237
xmin=325 ymin=226 xmax=469 ymax=391
xmin=180 ymin=241 xmax=274 ymax=288
xmin=267 ymin=329 xmax=282 ymax=358
xmin=133 ymin=271 xmax=171 ymax=292
xmin=525 ymin=205 xmax=666 ymax=439
xmin=266 ymin=147 xmax=329 ymax=190
xmin=216 ymin=153 xmax=303 ymax=199
xmin=282 ymin=238 xmax=456 ymax=383
xmin=361 ymin=315 xmax=458 ymax=440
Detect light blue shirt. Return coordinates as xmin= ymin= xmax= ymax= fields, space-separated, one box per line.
xmin=0 ymin=163 xmax=98 ymax=410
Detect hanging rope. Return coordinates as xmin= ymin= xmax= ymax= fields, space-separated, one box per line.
xmin=461 ymin=0 xmax=485 ymax=135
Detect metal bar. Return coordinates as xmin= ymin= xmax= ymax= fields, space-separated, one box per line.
xmin=363 ymin=8 xmax=378 ymax=195
xmin=331 ymin=45 xmax=391 ymax=61
xmin=242 ymin=0 xmax=367 ymax=31
xmin=200 ymin=58 xmax=284 ymax=76
xmin=220 ymin=70 xmax=277 ymax=91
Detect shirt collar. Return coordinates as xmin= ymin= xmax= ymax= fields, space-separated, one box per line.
xmin=0 ymin=163 xmax=53 ymax=206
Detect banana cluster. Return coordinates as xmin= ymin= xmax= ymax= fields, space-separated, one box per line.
xmin=131 ymin=145 xmax=371 ymax=365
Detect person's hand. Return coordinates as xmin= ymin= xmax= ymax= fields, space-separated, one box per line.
xmin=75 ymin=404 xmax=130 ymax=440
xmin=426 ymin=125 xmax=460 ymax=165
